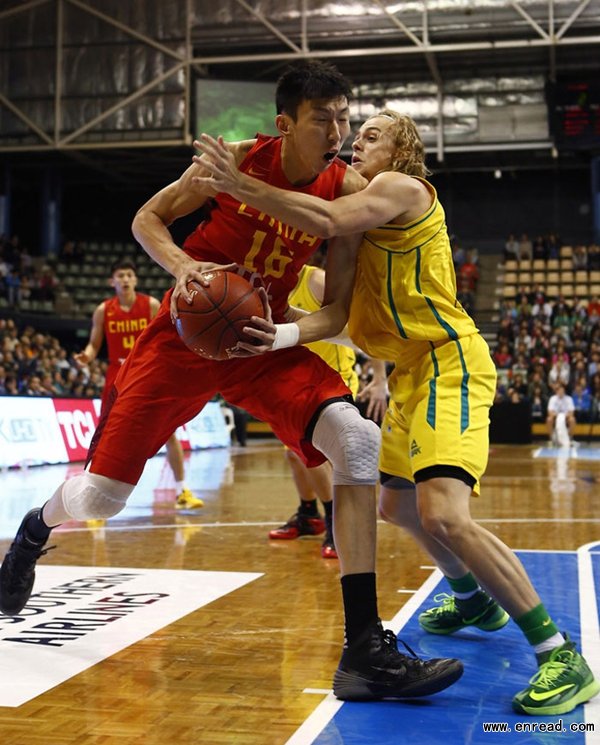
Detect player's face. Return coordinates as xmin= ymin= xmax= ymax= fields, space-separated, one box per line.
xmin=110 ymin=268 xmax=137 ymax=294
xmin=278 ymin=97 xmax=351 ymax=182
xmin=351 ymin=116 xmax=398 ymax=181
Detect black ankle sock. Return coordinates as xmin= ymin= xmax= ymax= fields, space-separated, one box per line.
xmin=25 ymin=506 xmax=52 ymax=543
xmin=341 ymin=572 xmax=378 ymax=646
xmin=299 ymin=499 xmax=319 ymax=516
xmin=323 ymin=503 xmax=333 ymax=536
xmin=455 ymin=590 xmax=488 ymax=616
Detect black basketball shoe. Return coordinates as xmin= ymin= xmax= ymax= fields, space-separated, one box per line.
xmin=0 ymin=509 xmax=54 ymax=616
xmin=333 ymin=620 xmax=464 ymax=701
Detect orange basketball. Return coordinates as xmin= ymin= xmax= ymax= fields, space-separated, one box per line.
xmin=175 ymin=271 xmax=265 ymax=360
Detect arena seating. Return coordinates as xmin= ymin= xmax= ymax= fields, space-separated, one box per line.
xmin=501 ymin=245 xmax=600 ymax=301
xmin=54 ymin=241 xmax=174 ymax=317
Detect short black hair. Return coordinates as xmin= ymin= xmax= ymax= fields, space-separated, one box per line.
xmin=275 ymin=60 xmax=353 ymax=120
xmin=110 ymin=257 xmax=137 ymax=276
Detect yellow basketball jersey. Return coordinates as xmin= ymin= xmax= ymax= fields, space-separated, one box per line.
xmin=348 ymin=178 xmax=478 ymax=372
xmin=290 ymin=265 xmax=358 ymax=395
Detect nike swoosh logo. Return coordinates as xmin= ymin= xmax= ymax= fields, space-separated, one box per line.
xmin=529 ymin=683 xmax=575 ymax=701
xmin=542 ymin=618 xmax=551 ymax=626
xmin=371 ymin=666 xmax=406 ymax=676
xmin=247 ymin=167 xmax=265 ymax=177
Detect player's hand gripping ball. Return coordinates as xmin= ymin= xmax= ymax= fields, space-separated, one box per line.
xmin=175 ymin=271 xmax=265 ymax=360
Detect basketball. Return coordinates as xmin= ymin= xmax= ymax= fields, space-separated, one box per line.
xmin=175 ymin=271 xmax=265 ymax=360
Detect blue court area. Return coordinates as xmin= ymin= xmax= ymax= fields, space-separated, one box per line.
xmin=310 ymin=550 xmax=599 ymax=745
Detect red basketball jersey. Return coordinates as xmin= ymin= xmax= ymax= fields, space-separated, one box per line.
xmin=103 ymin=293 xmax=153 ymax=368
xmin=183 ymin=135 xmax=347 ymax=321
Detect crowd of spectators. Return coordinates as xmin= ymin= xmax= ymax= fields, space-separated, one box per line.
xmin=0 ymin=234 xmax=62 ymax=309
xmin=452 ymin=238 xmax=479 ymax=317
xmin=504 ymin=232 xmax=564 ymax=263
xmin=0 ymin=318 xmax=105 ymax=398
xmin=494 ymin=282 xmax=600 ymax=425
xmin=504 ymin=232 xmax=600 ymax=272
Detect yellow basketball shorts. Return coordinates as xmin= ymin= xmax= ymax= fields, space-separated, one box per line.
xmin=379 ymin=333 xmax=497 ymax=494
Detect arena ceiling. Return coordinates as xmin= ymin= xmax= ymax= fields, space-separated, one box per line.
xmin=1 ymin=0 xmax=600 ymax=186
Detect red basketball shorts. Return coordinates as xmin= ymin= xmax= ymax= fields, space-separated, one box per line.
xmin=88 ymin=298 xmax=351 ymax=484
xmin=100 ymin=363 xmax=120 ymax=413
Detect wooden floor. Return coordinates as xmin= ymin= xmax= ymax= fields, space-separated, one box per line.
xmin=0 ymin=440 xmax=598 ymax=744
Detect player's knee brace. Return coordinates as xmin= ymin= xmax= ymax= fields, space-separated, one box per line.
xmin=61 ymin=472 xmax=134 ymax=520
xmin=311 ymin=401 xmax=380 ymax=486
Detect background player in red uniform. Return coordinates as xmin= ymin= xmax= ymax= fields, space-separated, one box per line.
xmin=74 ymin=258 xmax=203 ymax=510
xmin=269 ymin=259 xmax=388 ymax=560
xmin=0 ymin=61 xmax=462 ymax=702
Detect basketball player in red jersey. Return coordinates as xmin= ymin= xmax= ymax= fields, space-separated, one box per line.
xmin=0 ymin=61 xmax=462 ymax=702
xmin=74 ymin=258 xmax=203 ymax=510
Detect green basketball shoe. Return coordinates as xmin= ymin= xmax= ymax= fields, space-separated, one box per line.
xmin=418 ymin=592 xmax=510 ymax=635
xmin=512 ymin=638 xmax=600 ymax=715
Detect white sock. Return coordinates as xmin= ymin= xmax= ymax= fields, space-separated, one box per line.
xmin=175 ymin=481 xmax=187 ymax=494
xmin=454 ymin=588 xmax=480 ymax=600
xmin=534 ymin=632 xmax=566 ymax=657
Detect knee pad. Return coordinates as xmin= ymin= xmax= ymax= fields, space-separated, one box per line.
xmin=61 ymin=472 xmax=134 ymax=520
xmin=311 ymin=401 xmax=380 ymax=486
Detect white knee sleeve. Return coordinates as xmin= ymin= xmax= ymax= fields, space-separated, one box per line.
xmin=61 ymin=472 xmax=134 ymax=520
xmin=311 ymin=401 xmax=380 ymax=486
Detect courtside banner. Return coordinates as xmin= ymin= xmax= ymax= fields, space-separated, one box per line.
xmin=52 ymin=397 xmax=101 ymax=462
xmin=0 ymin=565 xmax=262 ymax=707
xmin=0 ymin=397 xmax=230 ymax=468
xmin=0 ymin=397 xmax=69 ymax=468
xmin=180 ymin=400 xmax=231 ymax=450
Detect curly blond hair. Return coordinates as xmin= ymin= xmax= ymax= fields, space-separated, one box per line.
xmin=377 ymin=109 xmax=431 ymax=178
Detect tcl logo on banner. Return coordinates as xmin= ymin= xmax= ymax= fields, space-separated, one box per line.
xmin=0 ymin=397 xmax=229 ymax=469
xmin=52 ymin=399 xmax=101 ymax=462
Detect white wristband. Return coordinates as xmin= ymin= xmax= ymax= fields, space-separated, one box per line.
xmin=271 ymin=323 xmax=300 ymax=351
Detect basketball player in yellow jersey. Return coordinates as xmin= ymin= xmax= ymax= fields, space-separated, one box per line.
xmin=75 ymin=258 xmax=203 ymax=511
xmin=195 ymin=114 xmax=599 ymax=715
xmin=269 ymin=262 xmax=387 ymax=559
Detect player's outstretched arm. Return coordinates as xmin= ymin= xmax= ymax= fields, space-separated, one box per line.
xmin=74 ymin=302 xmax=105 ymax=367
xmin=356 ymin=359 xmax=388 ymax=423
xmin=192 ymin=133 xmax=420 ymax=236
xmin=230 ymin=234 xmax=361 ymax=357
xmin=296 ymin=233 xmax=361 ymax=342
xmin=132 ymin=140 xmax=254 ymax=321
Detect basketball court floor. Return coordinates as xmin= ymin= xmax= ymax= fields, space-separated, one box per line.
xmin=0 ymin=440 xmax=598 ymax=744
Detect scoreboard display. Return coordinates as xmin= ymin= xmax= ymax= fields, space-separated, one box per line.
xmin=547 ymin=80 xmax=600 ymax=150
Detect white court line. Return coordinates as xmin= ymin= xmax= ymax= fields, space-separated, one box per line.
xmin=54 ymin=520 xmax=285 ymax=534
xmin=577 ymin=541 xmax=600 ymax=745
xmin=284 ymin=693 xmax=344 ymax=745
xmin=51 ymin=516 xmax=600 ymax=536
xmin=387 ymin=569 xmax=444 ymax=632
xmin=304 ymin=689 xmax=332 ymax=695
xmin=477 ymin=518 xmax=600 ymax=524
xmin=284 ymin=569 xmax=443 ymax=745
